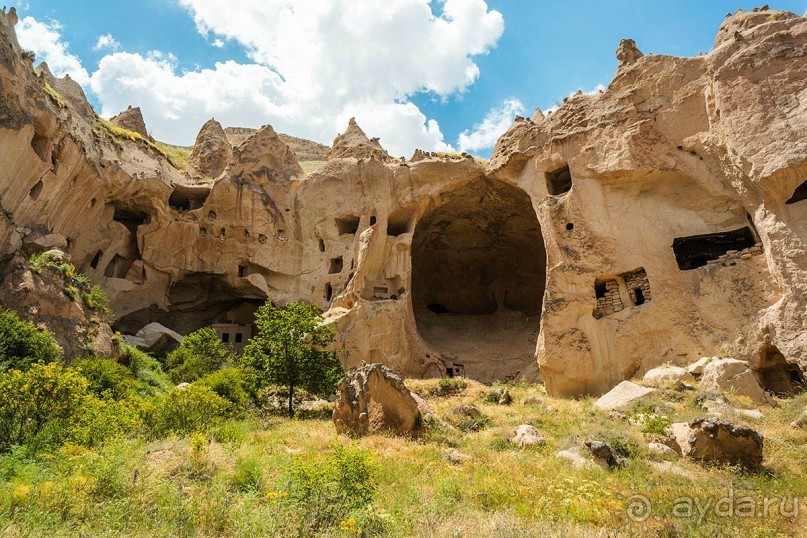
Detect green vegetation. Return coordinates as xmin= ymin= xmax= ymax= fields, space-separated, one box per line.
xmin=42 ymin=83 xmax=66 ymax=108
xmin=0 ymin=309 xmax=61 ymax=371
xmin=97 ymin=118 xmax=146 ymax=143
xmin=153 ymin=140 xmax=192 ymax=171
xmin=166 ymin=327 xmax=236 ymax=383
xmin=242 ymin=301 xmax=342 ymax=417
xmin=27 ymin=252 xmax=113 ymax=321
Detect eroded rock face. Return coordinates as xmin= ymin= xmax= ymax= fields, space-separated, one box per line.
xmin=0 ymin=8 xmax=805 ymax=395
xmin=186 ymin=119 xmax=232 ymax=180
xmin=332 ymin=363 xmax=422 ymax=436
xmin=699 ymin=358 xmax=772 ymax=405
xmin=669 ymin=418 xmax=764 ymax=469
xmin=109 ymin=106 xmax=149 ymax=139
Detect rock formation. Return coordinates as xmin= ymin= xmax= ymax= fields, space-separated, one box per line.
xmin=0 ymin=8 xmax=805 ymax=398
xmin=669 ymin=418 xmax=764 ymax=469
xmin=332 ymin=363 xmax=422 ymax=436
xmin=109 ymin=106 xmax=149 ymax=139
xmin=186 ymin=119 xmax=232 ymax=180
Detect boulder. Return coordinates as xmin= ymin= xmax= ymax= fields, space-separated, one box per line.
xmin=669 ymin=418 xmax=764 ymax=469
xmin=556 ymin=448 xmax=596 ymax=469
xmin=524 ymin=396 xmax=544 ymax=406
xmin=584 ymin=439 xmax=625 ymax=469
xmin=451 ymin=404 xmax=483 ymax=418
xmin=648 ymin=441 xmax=679 ymax=457
xmin=22 ymin=233 xmax=67 ymax=255
xmin=498 ymin=388 xmax=513 ymax=405
xmin=443 ymin=448 xmax=471 ymax=465
xmin=699 ymin=358 xmax=772 ymax=405
xmin=332 ymin=363 xmax=421 ymax=436
xmin=511 ymin=424 xmax=545 ymax=448
xmin=594 ymin=381 xmax=656 ymax=410
xmin=643 ymin=365 xmax=696 ymax=386
xmin=687 ymin=357 xmax=715 ymax=376
xmin=126 ymin=322 xmax=183 ymax=352
xmin=616 ymin=38 xmax=643 ymax=65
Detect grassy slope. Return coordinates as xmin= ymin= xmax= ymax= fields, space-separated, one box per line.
xmin=0 ymin=380 xmax=805 ymax=537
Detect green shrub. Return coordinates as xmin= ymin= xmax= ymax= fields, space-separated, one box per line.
xmin=197 ymin=367 xmax=250 ymax=408
xmin=281 ymin=443 xmax=377 ymax=532
xmin=145 ymin=384 xmax=230 ymax=437
xmin=74 ymin=356 xmax=137 ymax=400
xmin=166 ymin=327 xmax=235 ymax=383
xmin=0 ymin=309 xmax=61 ymax=371
xmin=82 ymin=285 xmax=113 ymax=320
xmin=119 ymin=344 xmax=171 ymax=395
xmin=0 ymin=363 xmax=88 ymax=452
xmin=230 ymin=457 xmax=265 ymax=492
xmin=429 ymin=377 xmax=467 ymax=397
xmin=28 ymin=251 xmax=61 ymax=274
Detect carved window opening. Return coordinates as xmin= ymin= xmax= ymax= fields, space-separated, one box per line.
xmin=318 ymin=239 xmax=326 ymax=252
xmin=324 ymin=282 xmax=333 ymax=302
xmin=238 ymin=265 xmax=247 ymax=278
xmin=335 ymin=216 xmax=360 ymax=235
xmin=31 ymin=133 xmax=49 ymax=162
xmin=756 ymin=345 xmax=804 ymax=397
xmin=90 ymin=250 xmax=102 ymax=270
xmin=387 ymin=209 xmax=413 ymax=237
xmin=328 ymin=256 xmax=343 ymax=274
xmin=545 ymin=164 xmax=572 ymax=195
xmin=169 ymin=187 xmax=209 ymax=212
xmin=672 ymin=226 xmax=756 ymax=270
xmin=593 ymin=267 xmax=651 ymax=319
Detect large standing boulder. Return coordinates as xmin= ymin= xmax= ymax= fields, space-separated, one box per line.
xmin=594 ymin=381 xmax=656 ymax=410
xmin=333 ymin=363 xmax=421 ymax=436
xmin=669 ymin=418 xmax=764 ymax=469
xmin=699 ymin=358 xmax=772 ymax=405
xmin=123 ymin=322 xmax=183 ymax=353
xmin=643 ymin=365 xmax=695 ymax=387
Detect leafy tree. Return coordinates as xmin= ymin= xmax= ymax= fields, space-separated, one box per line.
xmin=166 ymin=327 xmax=235 ymax=383
xmin=241 ymin=301 xmax=342 ymax=417
xmin=0 ymin=309 xmax=61 ymax=371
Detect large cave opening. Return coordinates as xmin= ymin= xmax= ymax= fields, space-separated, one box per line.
xmin=411 ymin=178 xmax=546 ymax=382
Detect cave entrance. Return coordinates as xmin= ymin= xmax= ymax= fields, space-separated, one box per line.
xmin=411 ymin=178 xmax=546 ymax=383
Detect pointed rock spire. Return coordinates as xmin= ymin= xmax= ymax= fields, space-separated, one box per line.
xmin=328 ymin=117 xmax=391 ymax=161
xmin=109 ymin=106 xmax=150 ymax=139
xmin=229 ymin=124 xmax=303 ymax=184
xmin=186 ymin=118 xmax=233 ymax=180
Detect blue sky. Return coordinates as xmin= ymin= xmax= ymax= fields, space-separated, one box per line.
xmin=13 ymin=0 xmax=807 ymax=158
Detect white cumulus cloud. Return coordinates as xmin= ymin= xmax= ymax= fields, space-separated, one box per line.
xmin=15 ymin=1 xmax=506 ymax=156
xmin=94 ymin=33 xmax=120 ymax=51
xmin=457 ymin=98 xmax=525 ymax=153
xmin=543 ymin=83 xmax=607 ymax=115
xmin=15 ymin=16 xmax=90 ymax=85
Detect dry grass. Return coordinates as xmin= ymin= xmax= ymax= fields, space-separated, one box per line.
xmin=0 ymin=380 xmax=805 ymax=537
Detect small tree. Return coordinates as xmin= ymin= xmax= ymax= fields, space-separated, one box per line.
xmin=0 ymin=309 xmax=61 ymax=371
xmin=241 ymin=301 xmax=342 ymax=417
xmin=166 ymin=327 xmax=235 ymax=383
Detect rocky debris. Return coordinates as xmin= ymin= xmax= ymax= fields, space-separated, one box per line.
xmin=790 ymin=406 xmax=807 ymax=429
xmin=524 ymin=396 xmax=544 ymax=406
xmin=648 ymin=440 xmax=679 ymax=457
xmin=229 ymin=124 xmax=303 ymax=183
xmin=643 ymin=365 xmax=696 ymax=386
xmin=332 ymin=363 xmax=422 ymax=436
xmin=498 ymin=388 xmax=513 ymax=405
xmin=451 ymin=404 xmax=483 ymax=418
xmin=443 ymin=448 xmax=471 ymax=465
xmin=328 ymin=118 xmax=391 ymax=161
xmin=123 ymin=322 xmax=183 ymax=353
xmin=713 ymin=8 xmax=799 ymax=48
xmin=687 ymin=357 xmax=715 ymax=376
xmin=584 ymin=440 xmax=625 ymax=469
xmin=186 ymin=119 xmax=233 ymax=180
xmin=556 ymin=448 xmax=596 ymax=469
xmin=109 ymin=106 xmax=150 ymax=139
xmin=616 ymin=38 xmax=644 ymax=65
xmin=594 ymin=381 xmax=657 ymax=410
xmin=668 ymin=418 xmax=764 ymax=469
xmin=511 ymin=424 xmax=545 ymax=448
xmin=699 ymin=358 xmax=772 ymax=405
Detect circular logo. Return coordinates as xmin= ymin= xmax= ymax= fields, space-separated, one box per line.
xmin=626 ymin=494 xmax=652 ymax=522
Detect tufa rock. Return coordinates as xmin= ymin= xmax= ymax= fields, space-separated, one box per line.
xmin=699 ymin=358 xmax=772 ymax=405
xmin=616 ymin=39 xmax=644 ymax=65
xmin=328 ymin=118 xmax=391 ymax=161
xmin=584 ymin=439 xmax=625 ymax=469
xmin=643 ymin=365 xmax=696 ymax=386
xmin=669 ymin=418 xmax=764 ymax=469
xmin=498 ymin=388 xmax=513 ymax=405
xmin=511 ymin=424 xmax=545 ymax=448
xmin=229 ymin=124 xmax=303 ymax=183
xmin=186 ymin=118 xmax=233 ymax=180
xmin=332 ymin=363 xmax=422 ymax=436
xmin=443 ymin=448 xmax=471 ymax=465
xmin=594 ymin=381 xmax=656 ymax=410
xmin=687 ymin=356 xmax=715 ymax=376
xmin=791 ymin=406 xmax=807 ymax=429
xmin=109 ymin=106 xmax=149 ymax=139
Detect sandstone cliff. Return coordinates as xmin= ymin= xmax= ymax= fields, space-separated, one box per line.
xmin=0 ymin=6 xmax=804 ymax=396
